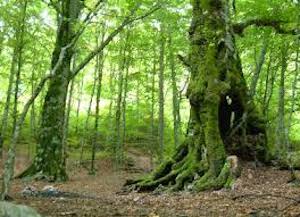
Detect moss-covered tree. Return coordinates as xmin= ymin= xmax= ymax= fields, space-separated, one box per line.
xmin=12 ymin=0 xmax=159 ymax=181
xmin=125 ymin=0 xmax=269 ymax=191
xmin=18 ymin=0 xmax=83 ymax=181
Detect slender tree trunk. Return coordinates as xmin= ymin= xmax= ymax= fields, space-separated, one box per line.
xmin=90 ymin=28 xmax=105 ymax=174
xmin=264 ymin=61 xmax=278 ymax=121
xmin=79 ymin=69 xmax=97 ymax=164
xmin=0 ymin=49 xmax=17 ymax=158
xmin=287 ymin=5 xmax=300 ymax=147
xmin=106 ymin=63 xmax=116 ymax=149
xmin=1 ymin=74 xmax=53 ymax=200
xmin=0 ymin=0 xmax=27 ymax=157
xmin=168 ymin=33 xmax=181 ymax=148
xmin=28 ymin=68 xmax=37 ymax=159
xmin=250 ymin=40 xmax=268 ymax=98
xmin=75 ymin=76 xmax=84 ymax=134
xmin=150 ymin=49 xmax=157 ymax=168
xmin=121 ymin=49 xmax=131 ymax=158
xmin=262 ymin=53 xmax=273 ymax=116
xmin=30 ymin=68 xmax=37 ymax=141
xmin=136 ymin=66 xmax=141 ymax=125
xmin=276 ymin=44 xmax=288 ymax=156
xmin=62 ymin=55 xmax=77 ymax=168
xmin=115 ymin=32 xmax=130 ymax=168
xmin=158 ymin=24 xmax=166 ymax=162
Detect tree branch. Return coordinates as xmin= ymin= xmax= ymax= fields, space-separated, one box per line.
xmin=177 ymin=54 xmax=191 ymax=68
xmin=233 ymin=19 xmax=299 ymax=36
xmin=70 ymin=4 xmax=160 ymax=80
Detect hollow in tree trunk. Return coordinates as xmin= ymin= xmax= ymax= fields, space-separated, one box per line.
xmin=125 ymin=0 xmax=266 ymax=192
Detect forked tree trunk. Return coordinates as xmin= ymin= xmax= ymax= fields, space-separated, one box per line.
xmin=125 ymin=0 xmax=266 ymax=192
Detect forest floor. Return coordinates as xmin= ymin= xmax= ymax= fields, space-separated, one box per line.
xmin=1 ymin=148 xmax=300 ymax=217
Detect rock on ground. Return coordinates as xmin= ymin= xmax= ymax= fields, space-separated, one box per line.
xmin=0 ymin=201 xmax=42 ymax=217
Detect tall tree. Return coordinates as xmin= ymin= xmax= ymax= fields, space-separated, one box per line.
xmin=158 ymin=23 xmax=166 ymax=162
xmin=19 ymin=1 xmax=159 ymax=181
xmin=0 ymin=0 xmax=28 ymax=158
xmin=19 ymin=0 xmax=83 ymax=181
xmin=125 ymin=0 xmax=277 ymax=192
xmin=115 ymin=31 xmax=130 ymax=168
xmin=90 ymin=27 xmax=106 ymax=174
xmin=276 ymin=44 xmax=288 ymax=156
xmin=168 ymin=33 xmax=181 ymax=148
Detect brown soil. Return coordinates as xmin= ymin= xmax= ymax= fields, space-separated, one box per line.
xmin=1 ymin=150 xmax=300 ymax=217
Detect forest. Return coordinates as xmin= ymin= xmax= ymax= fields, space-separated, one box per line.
xmin=0 ymin=0 xmax=300 ymax=216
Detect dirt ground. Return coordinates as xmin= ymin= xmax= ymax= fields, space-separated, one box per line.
xmin=1 ymin=150 xmax=300 ymax=217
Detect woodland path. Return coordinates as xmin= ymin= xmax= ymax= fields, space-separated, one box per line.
xmin=1 ymin=149 xmax=300 ymax=217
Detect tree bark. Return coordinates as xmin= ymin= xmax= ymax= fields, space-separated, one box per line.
xmin=79 ymin=68 xmax=97 ymax=165
xmin=121 ymin=46 xmax=132 ymax=161
xmin=0 ymin=0 xmax=27 ymax=158
xmin=115 ymin=32 xmax=130 ymax=168
xmin=90 ymin=28 xmax=105 ymax=174
xmin=150 ymin=47 xmax=157 ymax=168
xmin=105 ymin=63 xmax=116 ymax=149
xmin=168 ymin=33 xmax=181 ymax=148
xmin=75 ymin=76 xmax=84 ymax=134
xmin=18 ymin=0 xmax=82 ymax=181
xmin=1 ymin=74 xmax=53 ymax=200
xmin=158 ymin=24 xmax=166 ymax=162
xmin=125 ymin=0 xmax=266 ymax=192
xmin=276 ymin=44 xmax=288 ymax=156
xmin=249 ymin=39 xmax=268 ymax=98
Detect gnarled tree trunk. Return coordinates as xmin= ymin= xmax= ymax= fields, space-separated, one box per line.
xmin=125 ymin=0 xmax=266 ymax=192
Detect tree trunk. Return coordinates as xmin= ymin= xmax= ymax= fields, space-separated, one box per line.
xmin=168 ymin=33 xmax=181 ymax=148
xmin=0 ymin=47 xmax=17 ymax=158
xmin=150 ymin=47 xmax=157 ymax=168
xmin=90 ymin=29 xmax=105 ymax=174
xmin=249 ymin=39 xmax=268 ymax=98
xmin=1 ymin=74 xmax=53 ymax=200
xmin=0 ymin=0 xmax=27 ymax=157
xmin=79 ymin=68 xmax=97 ymax=165
xmin=75 ymin=76 xmax=83 ymax=134
xmin=30 ymin=67 xmax=37 ymax=142
xmin=105 ymin=63 xmax=116 ymax=149
xmin=121 ymin=47 xmax=131 ymax=159
xmin=262 ymin=53 xmax=273 ymax=116
xmin=276 ymin=44 xmax=288 ymax=156
xmin=287 ymin=41 xmax=299 ymax=145
xmin=18 ymin=0 xmax=82 ymax=181
xmin=158 ymin=24 xmax=166 ymax=162
xmin=125 ymin=0 xmax=266 ymax=192
xmin=115 ymin=32 xmax=130 ymax=168
xmin=62 ymin=56 xmax=76 ymax=168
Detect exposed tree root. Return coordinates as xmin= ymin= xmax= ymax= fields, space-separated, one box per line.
xmin=123 ymin=138 xmax=240 ymax=193
xmin=16 ymin=163 xmax=68 ymax=182
xmin=193 ymin=160 xmax=235 ymax=191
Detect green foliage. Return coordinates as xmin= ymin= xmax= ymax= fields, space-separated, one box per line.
xmin=0 ymin=0 xmax=299 ymax=169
